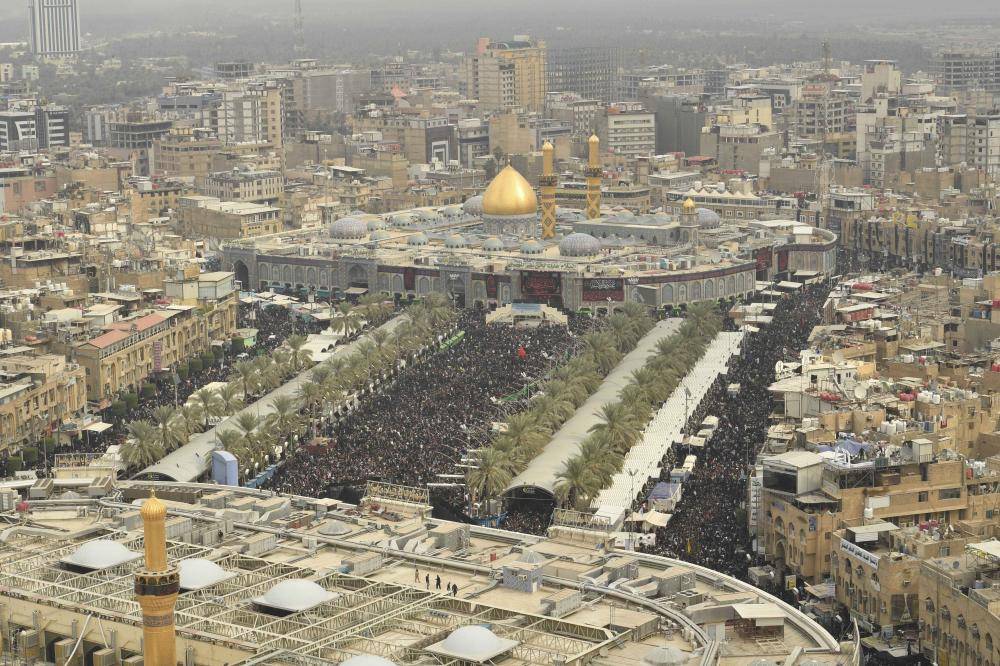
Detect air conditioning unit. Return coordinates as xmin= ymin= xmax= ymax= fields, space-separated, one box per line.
xmin=91 ymin=648 xmax=118 ymax=666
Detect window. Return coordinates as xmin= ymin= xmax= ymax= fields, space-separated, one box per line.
xmin=918 ymin=491 xmax=929 ymax=502
xmin=940 ymin=488 xmax=961 ymax=500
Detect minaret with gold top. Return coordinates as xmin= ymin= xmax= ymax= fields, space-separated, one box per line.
xmin=135 ymin=491 xmax=179 ymax=666
xmin=585 ymin=134 xmax=602 ymax=220
xmin=539 ymin=141 xmax=557 ymax=239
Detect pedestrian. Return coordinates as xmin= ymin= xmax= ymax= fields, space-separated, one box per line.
xmin=425 ymin=574 xmax=429 ymax=590
xmin=435 ymin=575 xmax=441 ymax=590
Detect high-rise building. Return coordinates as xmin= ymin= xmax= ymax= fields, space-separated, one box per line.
xmin=546 ymin=46 xmax=621 ymax=102
xmin=596 ymin=103 xmax=656 ymax=158
xmin=465 ymin=37 xmax=546 ymax=113
xmin=27 ymin=0 xmax=81 ymax=57
xmin=934 ymin=50 xmax=1000 ymax=93
xmin=0 ymin=105 xmax=69 ymax=151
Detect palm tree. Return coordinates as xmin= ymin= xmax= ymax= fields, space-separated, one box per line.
xmin=121 ymin=421 xmax=164 ymax=470
xmin=332 ymin=302 xmax=359 ymax=337
xmin=233 ymin=360 xmax=258 ymax=400
xmin=215 ymin=428 xmax=243 ymax=453
xmin=467 ymin=448 xmax=514 ymax=503
xmin=191 ymin=388 xmax=223 ymax=429
xmin=588 ymin=402 xmax=642 ymax=455
xmin=296 ymin=380 xmax=324 ymax=418
xmin=554 ymin=456 xmax=599 ymax=509
xmin=217 ymin=383 xmax=244 ymax=415
xmin=178 ymin=403 xmax=205 ymax=438
xmin=580 ymin=331 xmax=622 ymax=375
xmin=151 ymin=406 xmax=185 ymax=452
xmin=578 ymin=433 xmax=621 ymax=487
xmin=270 ymin=394 xmax=302 ymax=439
xmin=286 ymin=334 xmax=312 ymax=372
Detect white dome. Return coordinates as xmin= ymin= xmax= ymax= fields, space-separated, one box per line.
xmin=340 ymin=656 xmax=398 ymax=666
xmin=366 ymin=218 xmax=387 ymax=231
xmin=330 ymin=217 xmax=367 ymax=239
xmin=416 ymin=209 xmax=441 ymax=222
xmin=253 ymin=578 xmax=335 ymax=612
xmin=483 ymin=237 xmax=504 ymax=252
xmin=370 ymin=230 xmax=392 ymax=242
xmin=643 ymin=646 xmax=691 ymax=666
xmin=430 ymin=625 xmax=518 ymax=661
xmin=178 ymin=558 xmax=236 ymax=591
xmin=407 ymin=232 xmax=429 ymax=246
xmin=442 ymin=204 xmax=463 ymax=217
xmin=391 ymin=212 xmax=417 ymax=227
xmin=517 ymin=549 xmax=546 ymax=564
xmin=318 ymin=519 xmax=351 ymax=536
xmin=696 ymin=207 xmax=721 ymax=228
xmin=62 ymin=539 xmax=140 ymax=570
xmin=520 ymin=240 xmax=543 ymax=255
xmin=444 ymin=234 xmax=466 ymax=249
xmin=463 ymin=195 xmax=484 ymax=216
xmin=559 ymin=233 xmax=601 ymax=257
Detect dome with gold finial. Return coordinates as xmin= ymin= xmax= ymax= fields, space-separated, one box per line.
xmin=140 ymin=492 xmax=167 ymax=521
xmin=482 ymin=166 xmax=537 ymax=217
xmin=682 ymin=197 xmax=696 ymax=211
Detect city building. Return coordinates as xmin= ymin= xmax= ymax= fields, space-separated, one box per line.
xmin=0 ymin=105 xmax=69 ymax=151
xmin=27 ymin=0 xmax=80 ymax=57
xmin=596 ymin=103 xmax=656 ymax=158
xmin=546 ymin=46 xmax=622 ymax=102
xmin=465 ymin=36 xmax=547 ymax=113
xmin=934 ymin=50 xmax=1000 ymax=93
xmin=202 ymin=168 xmax=283 ymax=204
xmin=75 ymin=280 xmax=237 ymax=402
xmin=153 ymin=129 xmax=224 ymax=181
xmin=177 ymin=196 xmax=283 ymax=241
xmin=0 ymin=352 xmax=86 ymax=455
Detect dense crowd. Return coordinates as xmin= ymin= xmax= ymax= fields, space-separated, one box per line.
xmin=640 ymin=285 xmax=830 ymax=580
xmin=264 ymin=312 xmax=575 ymax=501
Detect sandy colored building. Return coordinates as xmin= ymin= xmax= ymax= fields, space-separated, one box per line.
xmin=176 ymin=196 xmax=282 ymax=241
xmin=0 ymin=353 xmax=86 ymax=455
xmin=466 ymin=37 xmax=547 ymax=113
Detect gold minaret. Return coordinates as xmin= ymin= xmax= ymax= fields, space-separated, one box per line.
xmin=585 ymin=134 xmax=602 ymax=220
xmin=135 ymin=491 xmax=179 ymax=666
xmin=539 ymin=141 xmax=557 ymax=239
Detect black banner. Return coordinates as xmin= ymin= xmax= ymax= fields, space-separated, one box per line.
xmin=520 ymin=271 xmax=561 ymax=299
xmin=581 ymin=277 xmax=624 ymax=302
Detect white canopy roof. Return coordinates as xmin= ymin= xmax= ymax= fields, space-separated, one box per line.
xmin=61 ymin=539 xmax=140 ymax=571
xmin=425 ymin=625 xmax=518 ymax=663
xmin=178 ymin=558 xmax=237 ymax=591
xmin=340 ymin=656 xmax=398 ymax=666
xmin=253 ymin=579 xmax=336 ymax=613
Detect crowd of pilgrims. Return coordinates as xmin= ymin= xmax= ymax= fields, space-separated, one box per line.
xmin=264 ymin=311 xmax=577 ymax=501
xmin=492 ymin=285 xmax=830 ymax=583
xmin=0 ymin=303 xmax=317 ymax=476
xmin=638 ymin=285 xmax=830 ymax=580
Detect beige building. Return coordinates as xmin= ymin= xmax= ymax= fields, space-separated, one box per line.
xmin=466 ymin=37 xmax=547 ymax=113
xmin=759 ymin=449 xmax=999 ymax=587
xmin=154 ymin=129 xmax=223 ymax=181
xmin=129 ymin=180 xmax=186 ymax=225
xmin=203 ymin=168 xmax=283 ymax=204
xmin=75 ymin=286 xmax=238 ymax=401
xmin=0 ymin=353 xmax=87 ymax=455
xmin=177 ymin=196 xmax=282 ymax=241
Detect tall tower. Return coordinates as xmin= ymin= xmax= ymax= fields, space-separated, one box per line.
xmin=539 ymin=141 xmax=557 ymax=239
xmin=293 ymin=0 xmax=305 ymax=57
xmin=27 ymin=0 xmax=81 ymax=57
xmin=134 ymin=492 xmax=179 ymax=666
xmin=585 ymin=134 xmax=602 ymax=220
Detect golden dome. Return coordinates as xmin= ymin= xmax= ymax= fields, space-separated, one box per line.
xmin=588 ymin=134 xmax=600 ymax=144
xmin=482 ymin=165 xmax=537 ymax=217
xmin=140 ymin=492 xmax=167 ymax=522
xmin=683 ymin=198 xmax=696 ymax=210
xmin=542 ymin=141 xmax=553 ymax=152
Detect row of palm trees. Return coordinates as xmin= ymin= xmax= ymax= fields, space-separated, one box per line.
xmin=212 ymin=294 xmax=456 ymax=481
xmin=467 ymin=303 xmax=656 ymax=505
xmin=553 ymin=302 xmax=722 ymax=509
xmin=121 ymin=382 xmax=246 ymax=470
xmin=120 ymin=295 xmax=401 ymax=473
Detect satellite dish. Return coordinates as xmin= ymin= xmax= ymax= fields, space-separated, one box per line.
xmin=853 ymin=385 xmax=868 ymax=401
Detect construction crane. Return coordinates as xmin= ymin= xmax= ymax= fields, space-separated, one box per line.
xmin=293 ymin=0 xmax=305 ymax=57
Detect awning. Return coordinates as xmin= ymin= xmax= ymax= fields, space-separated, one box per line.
xmin=626 ymin=510 xmax=671 ymax=527
xmin=345 ymin=287 xmax=368 ymax=295
xmin=805 ymin=582 xmax=836 ymax=599
xmin=84 ymin=422 xmax=113 ymax=433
